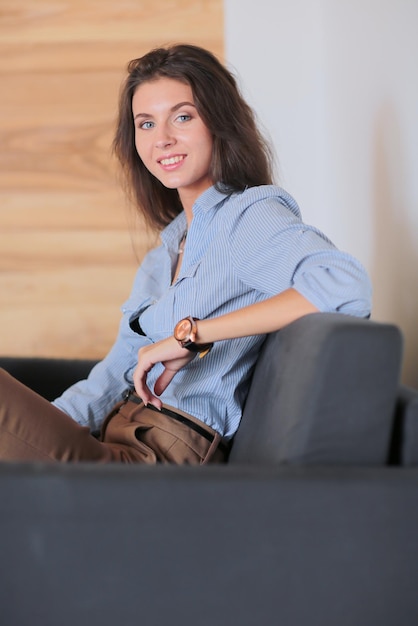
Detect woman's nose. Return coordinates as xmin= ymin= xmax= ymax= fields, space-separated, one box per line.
xmin=155 ymin=124 xmax=175 ymax=149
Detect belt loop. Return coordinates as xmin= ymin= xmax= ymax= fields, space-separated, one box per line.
xmin=201 ymin=432 xmax=225 ymax=465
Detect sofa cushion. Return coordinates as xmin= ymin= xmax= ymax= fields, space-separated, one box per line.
xmin=229 ymin=313 xmax=403 ymax=465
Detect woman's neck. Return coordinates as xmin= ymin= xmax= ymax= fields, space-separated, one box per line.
xmin=178 ymin=181 xmax=213 ymax=226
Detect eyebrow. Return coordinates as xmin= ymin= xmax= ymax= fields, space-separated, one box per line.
xmin=134 ymin=101 xmax=196 ymax=120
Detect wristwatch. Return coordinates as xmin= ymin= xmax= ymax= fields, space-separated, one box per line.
xmin=174 ymin=316 xmax=213 ymax=358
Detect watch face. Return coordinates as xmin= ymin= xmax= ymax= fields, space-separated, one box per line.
xmin=175 ymin=318 xmax=193 ymax=341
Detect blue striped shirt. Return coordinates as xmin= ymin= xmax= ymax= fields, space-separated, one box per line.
xmin=53 ymin=185 xmax=372 ymax=438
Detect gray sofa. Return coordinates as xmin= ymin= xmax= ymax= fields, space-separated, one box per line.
xmin=1 ymin=312 xmax=417 ymax=626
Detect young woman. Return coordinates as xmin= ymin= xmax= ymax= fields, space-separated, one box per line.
xmin=0 ymin=44 xmax=372 ymax=463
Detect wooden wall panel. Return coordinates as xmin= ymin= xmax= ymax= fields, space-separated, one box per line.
xmin=0 ymin=0 xmax=224 ymax=358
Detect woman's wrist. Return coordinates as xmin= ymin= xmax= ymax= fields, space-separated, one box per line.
xmin=173 ymin=316 xmax=213 ymax=357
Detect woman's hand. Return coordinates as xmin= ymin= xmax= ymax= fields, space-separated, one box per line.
xmin=133 ymin=336 xmax=195 ymax=409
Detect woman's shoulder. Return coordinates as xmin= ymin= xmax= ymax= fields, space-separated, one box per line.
xmin=221 ymin=185 xmax=302 ymax=229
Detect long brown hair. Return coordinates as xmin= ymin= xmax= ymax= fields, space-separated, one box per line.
xmin=113 ymin=44 xmax=274 ymax=231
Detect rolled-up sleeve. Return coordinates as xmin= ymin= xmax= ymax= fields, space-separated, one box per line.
xmin=291 ymin=248 xmax=372 ymax=316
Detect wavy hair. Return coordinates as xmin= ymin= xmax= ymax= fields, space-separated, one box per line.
xmin=113 ymin=44 xmax=274 ymax=231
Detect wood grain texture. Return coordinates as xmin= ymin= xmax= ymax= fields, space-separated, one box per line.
xmin=0 ymin=0 xmax=224 ymax=358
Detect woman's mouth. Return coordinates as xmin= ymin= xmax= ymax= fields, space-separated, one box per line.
xmin=159 ymin=155 xmax=186 ymax=168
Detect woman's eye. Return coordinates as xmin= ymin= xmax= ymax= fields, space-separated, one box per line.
xmin=139 ymin=121 xmax=154 ymax=130
xmin=176 ymin=114 xmax=191 ymax=123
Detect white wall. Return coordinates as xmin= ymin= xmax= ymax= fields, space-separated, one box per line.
xmin=224 ymin=0 xmax=418 ymax=387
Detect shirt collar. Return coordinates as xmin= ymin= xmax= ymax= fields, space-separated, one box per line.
xmin=193 ymin=184 xmax=231 ymax=213
xmin=161 ymin=185 xmax=231 ymax=251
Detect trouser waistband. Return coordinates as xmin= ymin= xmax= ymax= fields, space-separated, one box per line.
xmin=121 ymin=390 xmax=231 ymax=458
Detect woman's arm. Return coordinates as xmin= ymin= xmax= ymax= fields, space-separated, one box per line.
xmin=133 ymin=287 xmax=318 ymax=408
xmin=193 ymin=287 xmax=318 ymax=343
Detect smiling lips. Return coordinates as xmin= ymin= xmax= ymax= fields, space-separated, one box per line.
xmin=159 ymin=155 xmax=186 ymax=168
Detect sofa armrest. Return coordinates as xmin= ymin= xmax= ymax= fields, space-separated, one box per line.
xmin=390 ymin=385 xmax=418 ymax=466
xmin=230 ymin=313 xmax=403 ymax=465
xmin=0 ymin=463 xmax=417 ymax=626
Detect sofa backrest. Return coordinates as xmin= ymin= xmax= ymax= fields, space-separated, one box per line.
xmin=0 ymin=357 xmax=98 ymax=402
xmin=229 ymin=313 xmax=403 ymax=465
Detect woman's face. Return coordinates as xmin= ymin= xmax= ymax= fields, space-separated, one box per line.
xmin=132 ymin=77 xmax=214 ymax=208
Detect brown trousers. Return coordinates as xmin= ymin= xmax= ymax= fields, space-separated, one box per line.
xmin=0 ymin=368 xmax=229 ymax=464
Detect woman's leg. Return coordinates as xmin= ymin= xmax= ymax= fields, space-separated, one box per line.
xmin=0 ymin=368 xmax=136 ymax=462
